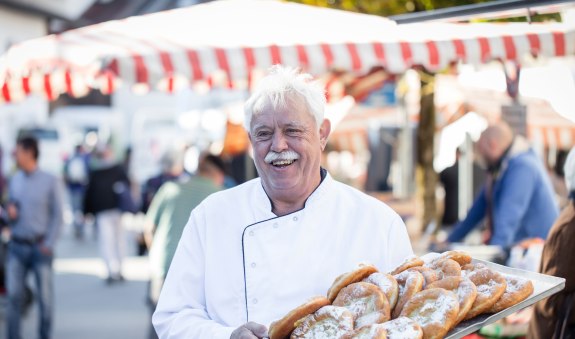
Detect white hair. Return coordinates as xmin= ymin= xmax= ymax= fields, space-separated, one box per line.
xmin=564 ymin=146 xmax=575 ymax=192
xmin=243 ymin=65 xmax=326 ymax=131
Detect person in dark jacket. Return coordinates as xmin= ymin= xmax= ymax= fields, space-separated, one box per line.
xmin=528 ymin=146 xmax=575 ymax=339
xmin=83 ymin=144 xmax=131 ymax=284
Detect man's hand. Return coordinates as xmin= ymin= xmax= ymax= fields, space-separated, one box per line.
xmin=230 ymin=322 xmax=268 ymax=339
xmin=6 ymin=202 xmax=18 ymax=221
xmin=39 ymin=245 xmax=53 ymax=257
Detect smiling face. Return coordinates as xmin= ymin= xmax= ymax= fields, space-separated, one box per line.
xmin=249 ymin=94 xmax=330 ymax=214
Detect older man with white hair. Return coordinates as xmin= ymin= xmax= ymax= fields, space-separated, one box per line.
xmin=152 ymin=65 xmax=414 ymax=339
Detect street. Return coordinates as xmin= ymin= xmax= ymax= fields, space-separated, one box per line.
xmin=0 ymin=222 xmax=151 ymax=339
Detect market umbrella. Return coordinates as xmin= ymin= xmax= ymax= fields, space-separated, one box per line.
xmin=1 ymin=0 xmax=574 ymax=103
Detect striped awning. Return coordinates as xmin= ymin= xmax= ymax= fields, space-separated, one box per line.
xmin=1 ymin=0 xmax=575 ymax=103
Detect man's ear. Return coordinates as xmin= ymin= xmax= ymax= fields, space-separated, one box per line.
xmin=319 ymin=119 xmax=331 ymax=150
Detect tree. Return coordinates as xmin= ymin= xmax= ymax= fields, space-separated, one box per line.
xmin=289 ymin=0 xmax=493 ymax=17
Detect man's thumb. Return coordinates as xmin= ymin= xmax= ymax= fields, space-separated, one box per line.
xmin=245 ymin=322 xmax=268 ymax=338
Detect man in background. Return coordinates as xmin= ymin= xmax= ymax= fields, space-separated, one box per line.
xmin=5 ymin=136 xmax=64 ymax=339
xmin=446 ymin=122 xmax=559 ymax=252
xmin=145 ymin=153 xmax=226 ymax=339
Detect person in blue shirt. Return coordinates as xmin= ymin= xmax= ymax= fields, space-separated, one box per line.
xmin=445 ymin=122 xmax=559 ymax=251
xmin=5 ymin=136 xmax=64 ymax=339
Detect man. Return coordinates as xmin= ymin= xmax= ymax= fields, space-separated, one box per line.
xmin=446 ymin=122 xmax=559 ymax=249
xmin=145 ymin=153 xmax=226 ymax=339
xmin=5 ymin=136 xmax=64 ymax=339
xmin=141 ymin=148 xmax=189 ymax=214
xmin=83 ymin=144 xmax=131 ymax=284
xmin=137 ymin=148 xmax=189 ymax=256
xmin=528 ymin=146 xmax=575 ymax=339
xmin=152 ymin=66 xmax=413 ymax=339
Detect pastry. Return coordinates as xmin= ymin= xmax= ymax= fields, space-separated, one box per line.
xmin=462 ymin=264 xmax=507 ymax=320
xmin=327 ymin=265 xmax=379 ymax=302
xmin=488 ymin=275 xmax=534 ymax=313
xmin=392 ymin=270 xmax=424 ymax=319
xmin=333 ymin=282 xmax=391 ymax=329
xmin=438 ymin=251 xmax=472 ymax=266
xmin=390 ymin=256 xmax=424 ymax=275
xmin=269 ymin=296 xmax=331 ymax=339
xmin=344 ymin=323 xmax=387 ymax=339
xmin=379 ymin=317 xmax=423 ymax=339
xmin=407 ymin=266 xmax=439 ymax=288
xmin=426 ymin=276 xmax=477 ymax=325
xmin=291 ymin=305 xmax=354 ymax=339
xmin=400 ymin=288 xmax=460 ymax=339
xmin=363 ymin=273 xmax=399 ymax=310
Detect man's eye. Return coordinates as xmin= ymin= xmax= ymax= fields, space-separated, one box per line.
xmin=286 ymin=129 xmax=300 ymax=135
xmin=256 ymin=131 xmax=271 ymax=138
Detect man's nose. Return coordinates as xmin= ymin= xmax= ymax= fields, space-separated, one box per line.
xmin=270 ymin=132 xmax=288 ymax=152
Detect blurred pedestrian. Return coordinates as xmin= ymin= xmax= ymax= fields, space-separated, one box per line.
xmin=5 ymin=135 xmax=64 ymax=339
xmin=63 ymin=144 xmax=90 ymax=239
xmin=140 ymin=148 xmax=189 ymax=214
xmin=528 ymin=146 xmax=575 ymax=339
xmin=145 ymin=153 xmax=226 ymax=339
xmin=83 ymin=144 xmax=131 ymax=284
xmin=443 ymin=122 xmax=559 ymax=254
xmin=137 ymin=148 xmax=189 ymax=256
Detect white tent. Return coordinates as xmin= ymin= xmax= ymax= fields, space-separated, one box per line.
xmin=1 ymin=0 xmax=574 ymax=103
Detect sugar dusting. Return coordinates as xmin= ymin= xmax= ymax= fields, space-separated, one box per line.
xmin=380 ymin=317 xmax=421 ymax=339
xmin=476 ymin=278 xmax=499 ymax=295
xmin=291 ymin=306 xmax=353 ymax=339
xmin=365 ymin=273 xmax=393 ymax=292
xmin=405 ymin=293 xmax=457 ymax=329
xmin=350 ymin=323 xmax=385 ymax=338
xmin=355 ymin=311 xmax=384 ymax=329
xmin=502 ymin=274 xmax=530 ymax=293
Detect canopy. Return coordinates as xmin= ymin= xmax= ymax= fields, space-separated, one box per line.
xmin=1 ymin=0 xmax=575 ymax=103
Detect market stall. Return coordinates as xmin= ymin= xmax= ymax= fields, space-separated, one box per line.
xmin=1 ymin=0 xmax=574 ymax=104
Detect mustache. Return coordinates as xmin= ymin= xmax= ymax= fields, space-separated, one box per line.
xmin=264 ymin=150 xmax=300 ymax=164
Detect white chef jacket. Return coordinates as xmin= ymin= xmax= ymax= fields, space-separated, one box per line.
xmin=153 ymin=172 xmax=413 ymax=339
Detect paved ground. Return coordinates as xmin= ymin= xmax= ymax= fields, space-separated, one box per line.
xmin=0 ymin=219 xmax=152 ymax=339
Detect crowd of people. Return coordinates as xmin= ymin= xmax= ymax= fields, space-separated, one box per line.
xmin=0 ymin=134 xmax=235 ymax=338
xmin=0 ymin=65 xmax=572 ymax=339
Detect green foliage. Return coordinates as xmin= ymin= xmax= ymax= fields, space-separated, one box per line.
xmin=290 ymin=0 xmax=493 ymax=16
xmin=289 ymin=0 xmax=561 ymax=22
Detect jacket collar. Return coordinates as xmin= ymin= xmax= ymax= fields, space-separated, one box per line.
xmin=253 ymin=168 xmax=332 ymax=219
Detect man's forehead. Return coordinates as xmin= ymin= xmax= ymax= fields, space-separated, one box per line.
xmin=251 ymin=118 xmax=308 ymax=130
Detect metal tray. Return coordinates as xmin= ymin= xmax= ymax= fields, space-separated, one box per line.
xmin=445 ymin=258 xmax=566 ymax=339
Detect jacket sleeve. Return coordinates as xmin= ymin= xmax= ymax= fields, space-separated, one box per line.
xmin=447 ymin=186 xmax=487 ymax=243
xmin=490 ymin=163 xmax=536 ymax=247
xmin=152 ymin=205 xmax=235 ymax=339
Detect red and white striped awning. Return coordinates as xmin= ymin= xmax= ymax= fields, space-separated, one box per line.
xmin=1 ymin=0 xmax=575 ymax=104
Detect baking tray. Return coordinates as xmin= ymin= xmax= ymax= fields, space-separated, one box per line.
xmin=445 ymin=258 xmax=565 ymax=339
